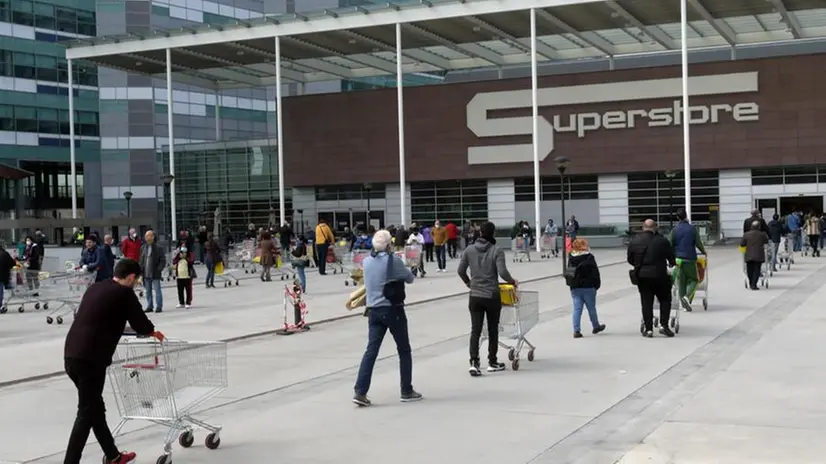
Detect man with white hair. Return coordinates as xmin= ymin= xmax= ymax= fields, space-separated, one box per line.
xmin=353 ymin=229 xmax=422 ymax=407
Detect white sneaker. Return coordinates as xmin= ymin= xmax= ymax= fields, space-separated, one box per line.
xmin=185 ymin=305 xmax=192 ymax=309
xmin=176 ymin=304 xmax=184 ymax=308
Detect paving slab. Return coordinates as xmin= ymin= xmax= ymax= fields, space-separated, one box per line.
xmin=1 ymin=247 xmax=824 ymax=464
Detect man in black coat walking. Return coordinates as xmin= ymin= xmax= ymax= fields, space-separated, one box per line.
xmin=63 ymin=259 xmax=164 ymax=464
xmin=627 ymin=219 xmax=676 ymax=338
xmin=0 ymin=246 xmax=14 ymax=310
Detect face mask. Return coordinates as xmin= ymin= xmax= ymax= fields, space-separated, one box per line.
xmin=26 ymin=241 xmax=31 ymax=246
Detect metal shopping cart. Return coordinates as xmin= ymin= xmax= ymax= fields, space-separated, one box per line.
xmin=347 ymin=249 xmax=371 ymax=286
xmin=399 ymin=244 xmax=423 ymax=277
xmin=108 ymin=337 xmax=228 ymax=464
xmin=482 ymin=287 xmax=539 ymax=371
xmin=236 ymin=239 xmax=258 ymax=274
xmin=777 ymin=235 xmax=794 ymax=271
xmin=46 ymin=269 xmax=97 ymax=325
xmin=328 ymin=240 xmax=348 ymax=275
xmin=539 ymin=235 xmax=558 ymax=259
xmin=512 ymin=237 xmax=531 ymax=263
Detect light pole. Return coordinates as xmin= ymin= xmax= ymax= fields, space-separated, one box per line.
xmin=123 ymin=190 xmax=133 ymax=228
xmin=665 ymin=170 xmax=676 ymax=230
xmin=161 ymin=174 xmax=175 ymax=254
xmin=555 ymin=156 xmax=570 ymax=270
xmin=363 ymin=183 xmax=372 ymax=230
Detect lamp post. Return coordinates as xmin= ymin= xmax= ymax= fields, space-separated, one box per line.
xmin=123 ymin=191 xmax=133 ymax=228
xmin=555 ymin=156 xmax=570 ymax=270
xmin=161 ymin=174 xmax=175 ymax=254
xmin=295 ymin=209 xmax=304 ymax=236
xmin=363 ymin=183 xmax=373 ymax=230
xmin=665 ymin=170 xmax=677 ymax=230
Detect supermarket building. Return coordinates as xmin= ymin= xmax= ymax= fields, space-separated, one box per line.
xmin=61 ymin=0 xmax=826 ymax=241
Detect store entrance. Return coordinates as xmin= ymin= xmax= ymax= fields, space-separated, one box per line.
xmin=779 ymin=196 xmax=823 ymax=216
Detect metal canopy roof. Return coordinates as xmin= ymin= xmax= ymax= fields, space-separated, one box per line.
xmin=65 ymin=0 xmax=826 ymax=90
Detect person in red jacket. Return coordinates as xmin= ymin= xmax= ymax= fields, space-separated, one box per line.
xmin=120 ymin=228 xmax=141 ymax=262
xmin=445 ymin=222 xmax=459 ymax=259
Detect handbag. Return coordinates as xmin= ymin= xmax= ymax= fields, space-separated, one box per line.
xmin=382 ymin=251 xmax=406 ymax=306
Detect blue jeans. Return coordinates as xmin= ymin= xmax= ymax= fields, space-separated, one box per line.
xmin=144 ymin=278 xmax=163 ymax=310
xmin=571 ymin=287 xmax=600 ymax=333
xmin=354 ymin=305 xmax=413 ymax=396
xmin=793 ymin=231 xmax=802 ymax=251
xmin=294 ymin=265 xmax=306 ymax=292
xmin=435 ymin=244 xmax=446 ymax=270
xmin=205 ymin=260 xmax=215 ymax=286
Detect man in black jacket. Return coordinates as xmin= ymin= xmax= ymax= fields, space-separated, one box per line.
xmin=743 ymin=209 xmax=769 ymax=234
xmin=766 ymin=214 xmax=785 ymax=272
xmin=63 ymin=259 xmax=164 ymax=464
xmin=627 ymin=219 xmax=676 ymax=338
xmin=0 ymin=246 xmax=13 ymax=310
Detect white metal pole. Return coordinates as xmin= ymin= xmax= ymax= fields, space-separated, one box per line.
xmin=681 ymin=0 xmax=692 ymax=220
xmin=214 ymin=90 xmax=221 ymax=140
xmin=275 ymin=36 xmax=286 ymax=226
xmin=530 ymin=8 xmax=541 ymax=252
xmin=67 ymin=58 xmax=77 ymax=218
xmin=396 ymin=23 xmax=407 ymax=226
xmin=166 ymin=48 xmax=177 ymax=237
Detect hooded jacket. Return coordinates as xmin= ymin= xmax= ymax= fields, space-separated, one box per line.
xmin=457 ymin=238 xmax=516 ymax=299
xmin=567 ymin=251 xmax=601 ymax=289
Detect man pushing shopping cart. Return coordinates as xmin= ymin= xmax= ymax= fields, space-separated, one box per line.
xmin=669 ymin=209 xmax=707 ymax=312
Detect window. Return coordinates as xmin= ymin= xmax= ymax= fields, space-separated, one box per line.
xmin=35 ymin=54 xmax=58 ymax=81
xmin=5 ymin=1 xmax=95 ymax=36
xmin=627 ymin=171 xmax=719 ymax=226
xmin=1 ymin=105 xmax=99 ymax=136
xmin=514 ymin=175 xmax=599 ymax=201
xmin=751 ymin=168 xmax=783 ymax=186
xmin=782 ymin=166 xmax=817 ymax=184
xmin=36 ymin=107 xmax=58 ymax=134
xmin=0 ymin=105 xmax=13 ymax=131
xmin=11 ymin=0 xmax=34 ymax=26
xmin=13 ymin=52 xmax=35 ymax=79
xmin=0 ymin=50 xmax=10 ymax=77
xmin=314 ymin=184 xmax=386 ymax=201
xmin=33 ymin=1 xmax=53 ymax=29
xmin=410 ymin=179 xmax=488 ymax=225
xmin=0 ymin=1 xmax=9 ymax=22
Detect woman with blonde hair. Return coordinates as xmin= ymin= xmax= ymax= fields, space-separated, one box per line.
xmin=804 ymin=211 xmax=821 ymax=257
xmin=565 ymin=238 xmax=606 ymax=338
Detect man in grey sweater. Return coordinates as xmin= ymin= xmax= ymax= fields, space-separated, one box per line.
xmin=458 ymin=221 xmax=518 ymax=376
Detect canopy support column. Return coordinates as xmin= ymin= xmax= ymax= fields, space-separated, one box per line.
xmin=68 ymin=58 xmax=77 ymax=219
xmin=530 ymin=8 xmax=541 ymax=252
xmin=396 ymin=23 xmax=407 ymax=226
xmin=275 ymin=36 xmax=286 ymax=226
xmin=681 ymin=0 xmax=692 ymax=220
xmin=166 ymin=48 xmax=177 ymax=237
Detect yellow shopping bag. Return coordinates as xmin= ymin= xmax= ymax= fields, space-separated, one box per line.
xmin=215 ymin=261 xmax=224 ymax=275
xmin=499 ymin=284 xmax=518 ymax=306
xmin=276 ymin=255 xmax=282 ymax=268
xmin=738 ymin=245 xmax=746 ymax=254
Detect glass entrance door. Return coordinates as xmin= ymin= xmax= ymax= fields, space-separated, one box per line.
xmin=755 ymin=198 xmax=778 ymax=219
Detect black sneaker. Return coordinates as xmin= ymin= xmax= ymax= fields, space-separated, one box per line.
xmin=144 ymin=308 xmax=154 ymax=313
xmin=573 ymin=331 xmax=583 ymax=339
xmin=468 ymin=360 xmax=482 ymax=377
xmin=487 ymin=362 xmax=506 ymax=372
xmin=592 ymin=324 xmax=606 ymax=334
xmin=659 ymin=327 xmax=675 ymax=338
xmin=643 ymin=330 xmax=654 ymax=338
xmin=352 ymin=393 xmax=371 ymax=407
xmin=400 ymin=390 xmax=423 ymax=402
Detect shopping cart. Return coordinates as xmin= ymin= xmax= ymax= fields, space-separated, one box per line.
xmin=347 ymin=249 xmax=371 ymax=286
xmin=1 ymin=259 xmax=68 ymax=313
xmin=108 ymin=336 xmax=228 ymax=464
xmin=511 ymin=237 xmax=531 ymax=263
xmin=328 ymin=240 xmax=348 ymax=275
xmin=46 ymin=269 xmax=97 ymax=325
xmin=539 ymin=235 xmax=558 ymax=259
xmin=398 ymin=244 xmax=423 ymax=276
xmin=777 ymin=235 xmax=794 ymax=270
xmin=482 ymin=287 xmax=539 ymax=371
xmin=236 ymin=239 xmax=258 ymax=274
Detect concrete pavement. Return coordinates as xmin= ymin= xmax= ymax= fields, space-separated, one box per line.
xmin=2 ymin=247 xmax=826 ymax=463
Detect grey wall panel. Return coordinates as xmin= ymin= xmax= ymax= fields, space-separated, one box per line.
xmin=100 ymin=161 xmax=131 ymax=186
xmin=83 ymin=162 xmax=103 ymax=219
xmin=99 ymin=113 xmax=129 ymax=137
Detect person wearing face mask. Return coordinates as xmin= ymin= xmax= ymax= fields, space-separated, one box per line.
xmin=121 ymin=228 xmax=141 ymax=262
xmin=172 ymin=247 xmax=195 ymax=309
xmin=62 ymin=258 xmax=163 ymax=464
xmin=406 ymin=226 xmax=426 ymax=277
xmin=22 ymin=236 xmax=43 ymax=293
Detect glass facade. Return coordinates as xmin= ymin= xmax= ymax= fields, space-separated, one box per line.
xmin=514 ymin=175 xmax=599 ymax=202
xmin=627 ymin=171 xmax=719 ymax=226
xmin=410 ymin=180 xmax=488 ymax=225
xmin=160 ymin=140 xmax=292 ymax=235
xmin=752 ymin=165 xmax=822 ymax=185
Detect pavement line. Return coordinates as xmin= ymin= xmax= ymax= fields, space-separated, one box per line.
xmin=527 ymin=260 xmax=826 ymax=464
xmin=0 ymin=259 xmax=627 ymax=390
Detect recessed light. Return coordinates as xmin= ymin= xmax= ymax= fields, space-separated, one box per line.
xmin=237 ymin=50 xmax=245 ymax=56
xmin=472 ymin=26 xmax=481 ymax=32
xmin=348 ymin=39 xmax=356 ymax=44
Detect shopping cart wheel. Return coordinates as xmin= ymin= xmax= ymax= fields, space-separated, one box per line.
xmin=508 ymin=348 xmax=515 ymax=361
xmin=639 ymin=322 xmax=645 ymax=335
xmin=155 ymin=454 xmax=171 ymax=464
xmin=235 ymin=281 xmax=240 ymax=286
xmin=46 ymin=316 xmax=53 ymax=324
xmin=0 ymin=306 xmax=6 ymax=314
xmin=223 ymin=282 xmax=228 ymax=288
xmin=178 ymin=430 xmax=194 ymax=448
xmin=205 ymin=432 xmax=221 ymax=450
xmin=43 ymin=303 xmax=49 ymax=310
xmin=703 ymin=299 xmax=708 ymax=311
xmin=527 ymin=349 xmax=535 ymax=362
xmin=511 ymin=359 xmax=520 ymax=371
xmin=139 ymin=292 xmax=144 ymax=297
xmin=18 ymin=306 xmax=24 ymax=313
xmin=653 ymin=317 xmax=659 ymax=328
xmin=674 ymin=323 xmax=680 ymax=334
xmin=56 ymin=316 xmax=64 ymax=325
xmin=345 ymin=281 xmax=349 ymax=286
xmin=670 ymin=318 xmax=675 ymax=328
xmin=34 ymin=303 xmax=40 ymax=310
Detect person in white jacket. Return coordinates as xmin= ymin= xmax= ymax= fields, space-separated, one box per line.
xmin=406 ymin=226 xmax=427 ymax=277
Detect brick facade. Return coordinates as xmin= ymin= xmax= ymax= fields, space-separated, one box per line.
xmin=283 ymin=53 xmax=826 ymax=187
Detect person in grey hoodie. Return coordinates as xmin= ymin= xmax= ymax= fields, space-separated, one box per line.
xmin=458 ymin=221 xmax=518 ymax=377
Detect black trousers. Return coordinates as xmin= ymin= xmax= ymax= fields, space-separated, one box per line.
xmin=64 ymin=358 xmax=120 ymax=464
xmin=176 ymin=278 xmax=193 ymax=305
xmin=424 ymin=243 xmax=434 ymax=262
xmin=745 ymin=260 xmax=762 ymax=288
xmin=469 ymin=296 xmax=502 ymax=364
xmin=447 ymin=238 xmax=458 ymax=258
xmin=637 ymin=277 xmax=671 ymax=331
xmin=808 ymin=235 xmax=820 ymax=255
